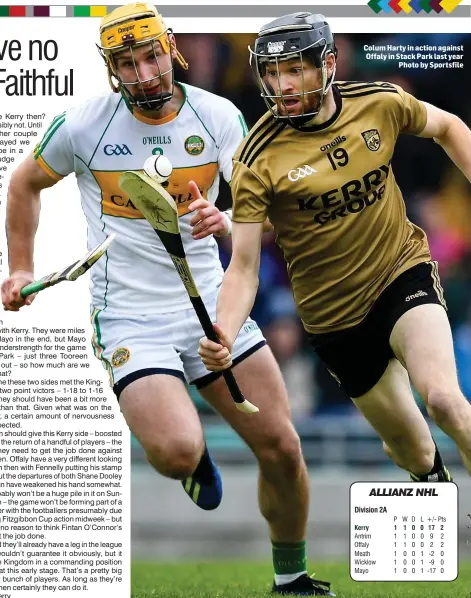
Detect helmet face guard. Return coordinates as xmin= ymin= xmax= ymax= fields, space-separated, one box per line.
xmin=97 ymin=3 xmax=188 ymax=112
xmin=249 ymin=13 xmax=336 ymax=125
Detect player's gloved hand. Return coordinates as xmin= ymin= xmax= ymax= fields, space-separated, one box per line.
xmin=187 ymin=180 xmax=231 ymax=239
xmin=198 ymin=323 xmax=234 ymax=372
xmin=1 ymin=270 xmax=36 ymax=311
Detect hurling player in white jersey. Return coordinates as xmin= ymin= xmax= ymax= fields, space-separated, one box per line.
xmin=2 ymin=4 xmax=319 ymax=594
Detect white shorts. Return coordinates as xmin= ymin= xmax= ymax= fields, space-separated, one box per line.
xmin=90 ymin=289 xmax=266 ymax=398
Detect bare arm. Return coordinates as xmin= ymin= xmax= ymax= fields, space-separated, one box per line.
xmin=198 ymin=220 xmax=263 ymax=372
xmin=217 ymin=221 xmax=264 ymax=346
xmin=7 ymin=154 xmax=58 ymax=272
xmin=2 ymin=154 xmax=58 ymax=310
xmin=418 ymin=102 xmax=471 ymax=182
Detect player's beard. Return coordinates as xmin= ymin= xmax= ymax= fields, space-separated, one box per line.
xmin=276 ymin=89 xmax=322 ymax=118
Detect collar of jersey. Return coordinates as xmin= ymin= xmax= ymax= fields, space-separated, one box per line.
xmin=129 ymin=82 xmax=187 ymax=126
xmin=294 ymin=84 xmax=343 ymax=133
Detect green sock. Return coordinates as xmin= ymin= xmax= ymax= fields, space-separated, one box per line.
xmin=272 ymin=540 xmax=307 ymax=575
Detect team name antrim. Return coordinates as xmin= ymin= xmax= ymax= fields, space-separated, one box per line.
xmin=369 ymin=488 xmax=439 ymax=496
xmin=297 ymin=163 xmax=390 ymax=225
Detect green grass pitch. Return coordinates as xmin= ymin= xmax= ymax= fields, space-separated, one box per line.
xmin=132 ymin=561 xmax=471 ymax=597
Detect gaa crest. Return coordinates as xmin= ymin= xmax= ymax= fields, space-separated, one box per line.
xmin=361 ymin=129 xmax=381 ymax=152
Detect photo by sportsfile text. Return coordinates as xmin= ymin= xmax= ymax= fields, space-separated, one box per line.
xmin=364 ymin=43 xmax=464 ymax=70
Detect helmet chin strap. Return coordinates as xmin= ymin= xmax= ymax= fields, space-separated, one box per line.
xmin=137 ymin=93 xmax=173 ymax=111
xmin=119 ymin=85 xmax=172 ymax=112
xmin=124 ymin=87 xmax=174 ymax=112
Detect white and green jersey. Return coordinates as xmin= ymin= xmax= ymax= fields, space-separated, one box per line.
xmin=34 ymin=83 xmax=247 ymax=314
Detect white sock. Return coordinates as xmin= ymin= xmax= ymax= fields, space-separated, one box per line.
xmin=274 ymin=571 xmax=307 ymax=585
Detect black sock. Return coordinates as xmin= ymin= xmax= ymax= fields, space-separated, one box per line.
xmin=190 ymin=445 xmax=214 ymax=484
xmin=410 ymin=442 xmax=444 ymax=479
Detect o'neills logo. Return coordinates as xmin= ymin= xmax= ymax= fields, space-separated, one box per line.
xmin=320 ymin=136 xmax=346 ymax=152
xmin=118 ymin=25 xmax=135 ymax=33
xmin=405 ymin=290 xmax=428 ymax=302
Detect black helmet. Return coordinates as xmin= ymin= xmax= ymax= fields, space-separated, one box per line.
xmin=249 ymin=12 xmax=337 ymax=124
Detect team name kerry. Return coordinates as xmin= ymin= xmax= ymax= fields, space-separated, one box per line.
xmin=297 ymin=163 xmax=389 ymax=226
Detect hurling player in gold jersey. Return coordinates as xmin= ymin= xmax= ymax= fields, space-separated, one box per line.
xmin=199 ymin=12 xmax=471 ymax=581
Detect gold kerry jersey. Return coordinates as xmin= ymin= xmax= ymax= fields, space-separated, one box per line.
xmin=232 ymin=82 xmax=431 ymax=333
